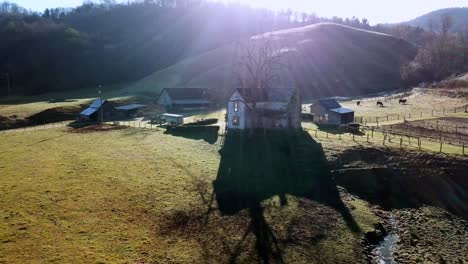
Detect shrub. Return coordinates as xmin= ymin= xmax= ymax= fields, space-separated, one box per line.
xmin=184 ymin=118 xmax=218 ymax=126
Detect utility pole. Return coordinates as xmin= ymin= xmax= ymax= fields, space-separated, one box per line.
xmin=98 ymin=85 xmax=103 ymax=124
xmin=6 ymin=73 xmax=10 ymax=97
xmin=1 ymin=73 xmax=10 ymax=96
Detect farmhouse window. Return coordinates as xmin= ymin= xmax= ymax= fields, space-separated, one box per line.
xmin=325 ymin=114 xmax=329 ymax=121
xmin=233 ymin=116 xmax=240 ymax=126
xmin=234 ymin=102 xmax=239 ymax=112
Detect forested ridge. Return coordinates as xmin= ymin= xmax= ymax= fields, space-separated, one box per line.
xmin=0 ymin=1 xmax=467 ymax=96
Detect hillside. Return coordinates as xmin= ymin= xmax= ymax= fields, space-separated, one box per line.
xmin=131 ymin=23 xmax=418 ymax=99
xmin=0 ymin=1 xmax=308 ymax=96
xmin=404 ymin=7 xmax=468 ymax=33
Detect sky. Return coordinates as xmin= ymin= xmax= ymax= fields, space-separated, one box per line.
xmin=11 ymin=0 xmax=468 ymax=24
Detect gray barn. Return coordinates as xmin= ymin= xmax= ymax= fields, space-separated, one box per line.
xmin=79 ymin=99 xmax=117 ymax=122
xmin=310 ymin=98 xmax=354 ymax=126
xmin=157 ymin=88 xmax=211 ymax=111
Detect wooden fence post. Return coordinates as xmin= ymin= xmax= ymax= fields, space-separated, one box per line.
xmin=367 ymin=134 xmax=369 ymax=143
xmin=400 ymin=137 xmax=403 ymax=148
xmin=386 ymin=115 xmax=389 ymax=121
xmin=432 ymin=110 xmax=434 ymax=117
xmin=398 ymin=114 xmax=400 ymax=120
xmin=418 ymin=138 xmax=421 ymax=150
xmin=326 ymin=132 xmax=329 ymax=139
xmin=383 ymin=134 xmax=386 ymax=145
xmin=439 ymin=141 xmax=443 ymax=153
xmin=371 ymin=128 xmax=374 ymax=138
xmin=353 ymin=133 xmax=355 ymax=141
xmin=409 ymin=113 xmax=411 ymax=119
xmin=463 ymin=145 xmax=465 ymax=156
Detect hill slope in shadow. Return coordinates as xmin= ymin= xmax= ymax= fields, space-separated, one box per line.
xmin=403 ymin=8 xmax=468 ymax=33
xmin=130 ymin=23 xmax=417 ymax=99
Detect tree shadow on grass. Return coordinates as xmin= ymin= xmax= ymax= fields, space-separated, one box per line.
xmin=214 ymin=130 xmax=360 ymax=263
xmin=164 ymin=126 xmax=220 ymax=144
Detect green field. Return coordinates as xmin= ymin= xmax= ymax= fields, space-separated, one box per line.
xmin=0 ymin=127 xmax=380 ymax=263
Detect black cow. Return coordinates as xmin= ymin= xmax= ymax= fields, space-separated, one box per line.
xmin=399 ymin=99 xmax=407 ymax=104
xmin=377 ymin=101 xmax=384 ymax=107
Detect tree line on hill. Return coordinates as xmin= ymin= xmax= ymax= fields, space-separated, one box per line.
xmin=0 ymin=0 xmax=466 ymax=96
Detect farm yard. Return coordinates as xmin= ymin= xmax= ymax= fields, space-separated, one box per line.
xmin=0 ymin=87 xmax=467 ymax=263
xmin=1 ymin=119 xmax=467 ymax=263
xmin=0 ymin=126 xmax=383 ymax=263
xmin=4 ymin=1 xmax=468 ymax=263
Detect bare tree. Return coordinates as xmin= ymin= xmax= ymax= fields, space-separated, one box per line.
xmin=234 ymin=36 xmax=288 ymax=128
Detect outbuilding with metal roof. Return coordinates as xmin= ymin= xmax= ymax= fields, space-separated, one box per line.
xmin=309 ymin=98 xmax=354 ymax=125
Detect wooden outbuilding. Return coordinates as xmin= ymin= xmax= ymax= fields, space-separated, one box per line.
xmin=79 ymin=99 xmax=117 ymax=122
xmin=158 ymin=88 xmax=211 ymax=111
xmin=309 ymin=98 xmax=354 ymax=126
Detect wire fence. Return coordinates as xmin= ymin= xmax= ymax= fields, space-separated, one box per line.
xmin=0 ymin=121 xmax=71 ymax=134
xmin=304 ymin=127 xmax=467 ymax=156
xmin=375 ymin=125 xmax=468 ymax=146
xmin=353 ymin=104 xmax=468 ymax=126
xmin=107 ymin=120 xmax=228 ymax=135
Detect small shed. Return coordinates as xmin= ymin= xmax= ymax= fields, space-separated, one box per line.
xmin=310 ymin=98 xmax=354 ymax=125
xmin=163 ymin=113 xmax=184 ymax=125
xmin=79 ymin=98 xmax=117 ymax=122
xmin=158 ymin=88 xmax=211 ymax=111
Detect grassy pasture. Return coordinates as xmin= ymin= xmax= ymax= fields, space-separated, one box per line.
xmin=0 ymin=127 xmax=379 ymax=263
xmin=339 ymin=88 xmax=468 ymax=123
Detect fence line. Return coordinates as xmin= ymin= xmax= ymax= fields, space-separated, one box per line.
xmin=304 ymin=127 xmax=467 ymax=156
xmin=374 ymin=126 xmax=468 ymax=146
xmin=0 ymin=120 xmax=71 ymax=134
xmin=354 ymin=104 xmax=468 ymax=126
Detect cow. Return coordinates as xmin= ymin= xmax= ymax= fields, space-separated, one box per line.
xmin=357 ymin=101 xmax=361 ymax=106
xmin=399 ymin=99 xmax=407 ymax=104
xmin=377 ymin=101 xmax=384 ymax=107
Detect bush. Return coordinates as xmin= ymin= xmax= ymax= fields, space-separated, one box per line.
xmin=184 ymin=118 xmax=218 ymax=126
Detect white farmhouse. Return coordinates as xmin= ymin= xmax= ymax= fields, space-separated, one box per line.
xmin=226 ymin=88 xmax=301 ymax=130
